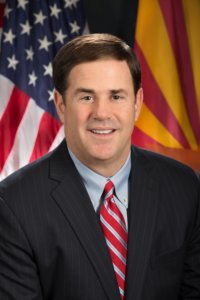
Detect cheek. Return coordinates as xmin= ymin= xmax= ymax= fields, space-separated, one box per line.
xmin=65 ymin=106 xmax=88 ymax=130
xmin=121 ymin=110 xmax=135 ymax=135
xmin=120 ymin=106 xmax=135 ymax=125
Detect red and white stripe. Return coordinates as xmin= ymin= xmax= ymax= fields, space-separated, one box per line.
xmin=0 ymin=74 xmax=64 ymax=180
xmin=100 ymin=180 xmax=128 ymax=300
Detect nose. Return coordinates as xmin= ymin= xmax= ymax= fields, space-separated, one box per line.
xmin=92 ymin=98 xmax=111 ymax=120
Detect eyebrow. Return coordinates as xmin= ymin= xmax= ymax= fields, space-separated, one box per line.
xmin=110 ymin=89 xmax=128 ymax=95
xmin=74 ymin=88 xmax=128 ymax=95
xmin=74 ymin=88 xmax=95 ymax=95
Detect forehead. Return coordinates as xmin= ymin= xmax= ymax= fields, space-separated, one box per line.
xmin=67 ymin=59 xmax=134 ymax=90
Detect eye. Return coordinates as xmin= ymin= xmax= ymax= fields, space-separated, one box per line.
xmin=81 ymin=95 xmax=93 ymax=101
xmin=112 ymin=94 xmax=123 ymax=100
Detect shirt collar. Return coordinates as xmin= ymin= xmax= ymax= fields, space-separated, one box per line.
xmin=68 ymin=149 xmax=131 ymax=210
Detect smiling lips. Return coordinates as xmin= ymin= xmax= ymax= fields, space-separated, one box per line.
xmin=90 ymin=129 xmax=115 ymax=135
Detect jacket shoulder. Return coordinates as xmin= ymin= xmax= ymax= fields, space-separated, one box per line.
xmin=132 ymin=146 xmax=199 ymax=184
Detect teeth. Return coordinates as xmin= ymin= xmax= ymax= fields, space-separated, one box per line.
xmin=91 ymin=129 xmax=113 ymax=134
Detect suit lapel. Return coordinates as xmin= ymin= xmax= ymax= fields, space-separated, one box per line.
xmin=126 ymin=147 xmax=159 ymax=300
xmin=49 ymin=141 xmax=121 ymax=300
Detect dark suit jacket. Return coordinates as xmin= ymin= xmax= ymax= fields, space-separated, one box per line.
xmin=0 ymin=141 xmax=200 ymax=300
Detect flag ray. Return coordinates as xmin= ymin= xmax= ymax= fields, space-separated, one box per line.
xmin=134 ymin=0 xmax=200 ymax=170
xmin=182 ymin=0 xmax=200 ymax=118
xmin=135 ymin=42 xmax=191 ymax=149
xmin=136 ymin=103 xmax=183 ymax=148
xmin=132 ymin=126 xmax=162 ymax=148
xmin=135 ymin=0 xmax=197 ymax=148
xmin=159 ymin=0 xmax=200 ymax=144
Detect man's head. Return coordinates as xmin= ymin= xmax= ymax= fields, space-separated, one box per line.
xmin=53 ymin=33 xmax=141 ymax=97
xmin=53 ymin=34 xmax=143 ymax=177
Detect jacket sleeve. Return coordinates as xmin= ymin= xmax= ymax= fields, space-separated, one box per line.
xmin=180 ymin=175 xmax=200 ymax=299
xmin=0 ymin=196 xmax=43 ymax=300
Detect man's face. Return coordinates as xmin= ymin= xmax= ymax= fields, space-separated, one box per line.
xmin=54 ymin=59 xmax=143 ymax=175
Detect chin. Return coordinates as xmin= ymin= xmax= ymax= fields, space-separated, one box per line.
xmin=89 ymin=151 xmax=116 ymax=162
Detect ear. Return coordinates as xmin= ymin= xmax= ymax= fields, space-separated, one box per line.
xmin=134 ymin=87 xmax=143 ymax=121
xmin=54 ymin=90 xmax=65 ymax=123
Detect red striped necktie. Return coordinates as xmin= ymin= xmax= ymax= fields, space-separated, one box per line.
xmin=100 ymin=180 xmax=128 ymax=300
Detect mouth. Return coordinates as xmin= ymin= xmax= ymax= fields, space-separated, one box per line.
xmin=90 ymin=129 xmax=115 ymax=135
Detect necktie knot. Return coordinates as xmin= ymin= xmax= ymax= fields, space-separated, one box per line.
xmin=103 ymin=180 xmax=114 ymax=199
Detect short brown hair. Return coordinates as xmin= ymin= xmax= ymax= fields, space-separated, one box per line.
xmin=53 ymin=33 xmax=141 ymax=96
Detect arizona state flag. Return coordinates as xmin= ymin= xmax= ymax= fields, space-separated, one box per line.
xmin=132 ymin=0 xmax=200 ymax=171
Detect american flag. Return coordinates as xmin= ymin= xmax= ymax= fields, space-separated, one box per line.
xmin=0 ymin=0 xmax=88 ymax=180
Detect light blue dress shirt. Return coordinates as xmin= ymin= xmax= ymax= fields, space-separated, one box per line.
xmin=68 ymin=149 xmax=131 ymax=229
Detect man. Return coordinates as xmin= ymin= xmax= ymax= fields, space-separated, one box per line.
xmin=0 ymin=34 xmax=199 ymax=300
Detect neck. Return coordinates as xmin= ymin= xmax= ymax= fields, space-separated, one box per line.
xmin=86 ymin=160 xmax=127 ymax=178
xmin=69 ymin=151 xmax=130 ymax=178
